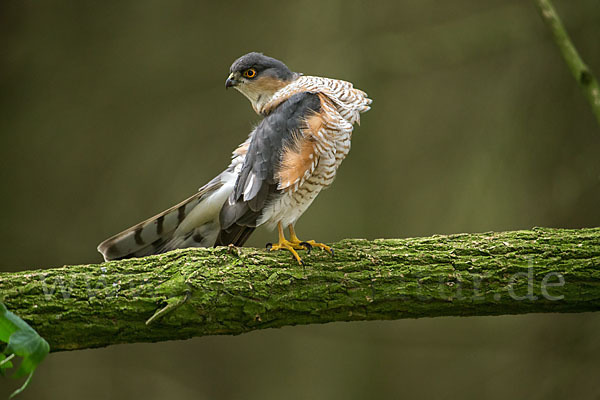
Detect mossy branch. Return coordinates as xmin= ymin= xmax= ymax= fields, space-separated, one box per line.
xmin=0 ymin=227 xmax=599 ymax=352
xmin=534 ymin=0 xmax=600 ymax=126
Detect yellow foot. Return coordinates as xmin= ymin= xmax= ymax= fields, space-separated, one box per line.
xmin=289 ymin=239 xmax=334 ymax=256
xmin=266 ymin=223 xmax=334 ymax=265
xmin=288 ymin=224 xmax=334 ymax=257
xmin=266 ymin=239 xmax=306 ymax=265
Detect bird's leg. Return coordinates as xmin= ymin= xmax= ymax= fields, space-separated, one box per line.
xmin=266 ymin=222 xmax=305 ymax=265
xmin=288 ymin=225 xmax=334 ymax=256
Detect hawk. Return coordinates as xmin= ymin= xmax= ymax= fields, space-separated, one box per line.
xmin=98 ymin=52 xmax=372 ymax=264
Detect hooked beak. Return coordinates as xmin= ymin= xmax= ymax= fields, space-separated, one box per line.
xmin=225 ymin=73 xmax=238 ymax=89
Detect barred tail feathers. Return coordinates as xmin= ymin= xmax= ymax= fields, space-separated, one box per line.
xmin=97 ymin=175 xmax=234 ymax=261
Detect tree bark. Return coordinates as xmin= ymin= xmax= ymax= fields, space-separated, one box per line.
xmin=0 ymin=227 xmax=599 ymax=352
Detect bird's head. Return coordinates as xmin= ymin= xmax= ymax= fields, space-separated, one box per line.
xmin=226 ymin=52 xmax=299 ymax=113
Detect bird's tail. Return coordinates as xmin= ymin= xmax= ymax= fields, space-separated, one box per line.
xmin=97 ymin=176 xmax=233 ymax=261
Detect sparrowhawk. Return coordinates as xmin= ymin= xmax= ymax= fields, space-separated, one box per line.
xmin=98 ymin=52 xmax=372 ymax=264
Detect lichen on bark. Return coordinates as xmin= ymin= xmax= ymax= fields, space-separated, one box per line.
xmin=0 ymin=227 xmax=599 ymax=352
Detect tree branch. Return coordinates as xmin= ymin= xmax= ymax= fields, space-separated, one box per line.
xmin=534 ymin=0 xmax=600 ymax=126
xmin=0 ymin=227 xmax=599 ymax=352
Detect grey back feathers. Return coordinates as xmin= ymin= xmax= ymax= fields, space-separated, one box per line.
xmin=218 ymin=92 xmax=321 ymax=234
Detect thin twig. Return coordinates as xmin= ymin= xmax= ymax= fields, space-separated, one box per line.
xmin=534 ymin=0 xmax=600 ymax=126
xmin=0 ymin=353 xmax=15 ymax=367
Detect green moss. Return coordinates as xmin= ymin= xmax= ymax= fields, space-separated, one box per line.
xmin=1 ymin=227 xmax=599 ymax=352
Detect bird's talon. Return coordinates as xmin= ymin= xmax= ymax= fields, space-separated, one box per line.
xmin=268 ymin=224 xmax=337 ymax=265
xmin=300 ymin=241 xmax=312 ymax=253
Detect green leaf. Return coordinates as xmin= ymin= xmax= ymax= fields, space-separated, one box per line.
xmin=6 ymin=329 xmax=50 ymax=378
xmin=0 ymin=303 xmax=18 ymax=343
xmin=0 ymin=302 xmax=50 ymax=398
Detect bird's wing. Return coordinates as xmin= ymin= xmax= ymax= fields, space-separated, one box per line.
xmin=217 ymin=91 xmax=322 ymax=244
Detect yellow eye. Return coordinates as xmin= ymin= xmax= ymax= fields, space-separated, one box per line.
xmin=243 ymin=68 xmax=257 ymax=78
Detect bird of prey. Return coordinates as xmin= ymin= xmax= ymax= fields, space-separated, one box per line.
xmin=98 ymin=52 xmax=372 ymax=264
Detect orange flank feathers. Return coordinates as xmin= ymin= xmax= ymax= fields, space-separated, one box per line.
xmin=278 ymin=133 xmax=317 ymax=191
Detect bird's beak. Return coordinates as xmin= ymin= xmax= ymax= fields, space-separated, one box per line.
xmin=225 ymin=73 xmax=238 ymax=89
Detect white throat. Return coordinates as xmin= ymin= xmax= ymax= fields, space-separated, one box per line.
xmin=235 ymin=86 xmax=275 ymax=114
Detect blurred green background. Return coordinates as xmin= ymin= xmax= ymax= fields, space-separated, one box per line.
xmin=1 ymin=0 xmax=600 ymax=398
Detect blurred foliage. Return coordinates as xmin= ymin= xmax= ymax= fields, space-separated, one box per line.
xmin=0 ymin=0 xmax=599 ymax=399
xmin=0 ymin=303 xmax=49 ymax=399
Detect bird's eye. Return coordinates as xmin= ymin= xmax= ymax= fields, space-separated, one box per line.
xmin=243 ymin=68 xmax=257 ymax=78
